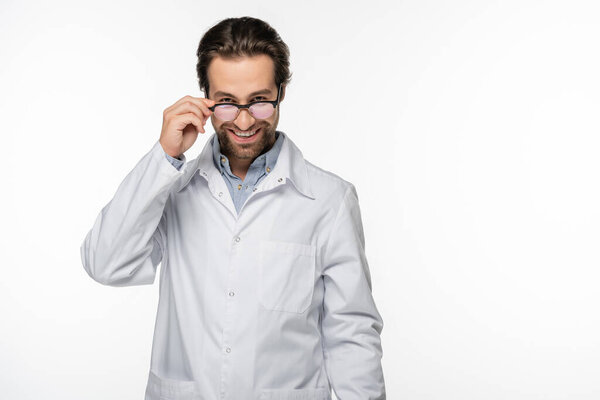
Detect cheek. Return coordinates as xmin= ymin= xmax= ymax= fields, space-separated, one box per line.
xmin=263 ymin=115 xmax=277 ymax=126
xmin=210 ymin=115 xmax=222 ymax=129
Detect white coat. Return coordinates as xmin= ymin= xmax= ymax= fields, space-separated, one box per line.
xmin=80 ymin=131 xmax=386 ymax=400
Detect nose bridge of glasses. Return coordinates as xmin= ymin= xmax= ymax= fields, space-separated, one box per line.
xmin=232 ymin=105 xmax=256 ymax=126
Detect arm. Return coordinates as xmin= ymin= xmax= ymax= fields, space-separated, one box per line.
xmin=80 ymin=140 xmax=187 ymax=286
xmin=321 ymin=184 xmax=386 ymax=399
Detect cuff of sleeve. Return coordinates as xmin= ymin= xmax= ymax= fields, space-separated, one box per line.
xmin=163 ymin=148 xmax=186 ymax=170
xmin=150 ymin=140 xmax=187 ymax=176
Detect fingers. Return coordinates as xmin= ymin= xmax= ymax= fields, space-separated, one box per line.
xmin=163 ymin=96 xmax=215 ymax=133
xmin=171 ymin=102 xmax=209 ymax=127
xmin=163 ymin=96 xmax=216 ymax=133
xmin=160 ymin=96 xmax=215 ymax=155
xmin=165 ymin=96 xmax=215 ymax=120
xmin=174 ymin=112 xmax=205 ymax=134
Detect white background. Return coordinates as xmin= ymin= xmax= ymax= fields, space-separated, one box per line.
xmin=1 ymin=0 xmax=599 ymax=399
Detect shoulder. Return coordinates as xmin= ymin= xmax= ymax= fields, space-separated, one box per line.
xmin=304 ymin=158 xmax=356 ymax=203
xmin=281 ymin=132 xmax=356 ymax=202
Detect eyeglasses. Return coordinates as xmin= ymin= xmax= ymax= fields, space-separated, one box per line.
xmin=208 ymin=84 xmax=282 ymax=122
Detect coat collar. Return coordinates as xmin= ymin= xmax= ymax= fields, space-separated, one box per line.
xmin=176 ymin=130 xmax=315 ymax=200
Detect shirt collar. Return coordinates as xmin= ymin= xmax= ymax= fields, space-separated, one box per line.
xmin=212 ymin=131 xmax=284 ymax=178
xmin=176 ymin=130 xmax=315 ymax=199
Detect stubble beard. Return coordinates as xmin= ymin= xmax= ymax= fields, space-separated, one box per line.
xmin=215 ymin=120 xmax=278 ymax=162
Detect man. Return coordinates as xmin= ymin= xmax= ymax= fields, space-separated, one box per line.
xmin=81 ymin=16 xmax=385 ymax=400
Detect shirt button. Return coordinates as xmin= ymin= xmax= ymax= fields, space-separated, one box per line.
xmin=221 ymin=157 xmax=226 ymax=163
xmin=266 ymin=166 xmax=271 ymax=173
xmin=234 ymin=236 xmax=240 ymax=243
xmin=225 ymin=347 xmax=231 ymax=353
xmin=229 ymin=291 xmax=235 ymax=297
xmin=237 ymin=184 xmax=242 ymax=190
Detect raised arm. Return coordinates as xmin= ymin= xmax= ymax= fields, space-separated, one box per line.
xmin=80 ymin=141 xmax=186 ymax=286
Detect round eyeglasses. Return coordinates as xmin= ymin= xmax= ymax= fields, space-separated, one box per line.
xmin=208 ymin=84 xmax=282 ymax=122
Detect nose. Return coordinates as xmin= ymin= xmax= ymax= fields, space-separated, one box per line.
xmin=233 ymin=108 xmax=256 ymax=131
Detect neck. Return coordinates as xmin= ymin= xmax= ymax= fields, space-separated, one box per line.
xmin=230 ymin=158 xmax=252 ymax=181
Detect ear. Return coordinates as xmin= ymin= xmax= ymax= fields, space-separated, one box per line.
xmin=279 ymin=85 xmax=286 ymax=102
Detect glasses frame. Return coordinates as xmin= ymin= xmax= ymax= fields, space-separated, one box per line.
xmin=208 ymin=83 xmax=282 ymax=121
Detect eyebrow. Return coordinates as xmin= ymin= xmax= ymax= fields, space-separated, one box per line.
xmin=213 ymin=88 xmax=272 ymax=100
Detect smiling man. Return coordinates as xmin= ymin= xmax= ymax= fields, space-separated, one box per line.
xmin=207 ymin=54 xmax=281 ymax=180
xmin=205 ymin=54 xmax=284 ymax=194
xmin=81 ymin=16 xmax=386 ymax=400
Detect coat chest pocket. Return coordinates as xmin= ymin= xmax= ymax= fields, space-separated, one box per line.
xmin=259 ymin=240 xmax=316 ymax=314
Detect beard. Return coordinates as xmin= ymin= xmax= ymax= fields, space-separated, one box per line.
xmin=214 ymin=118 xmax=279 ymax=162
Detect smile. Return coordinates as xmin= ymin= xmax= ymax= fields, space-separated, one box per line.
xmin=228 ymin=127 xmax=262 ymax=141
xmin=233 ymin=129 xmax=257 ymax=137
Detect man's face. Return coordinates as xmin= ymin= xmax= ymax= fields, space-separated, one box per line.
xmin=207 ymin=54 xmax=285 ymax=163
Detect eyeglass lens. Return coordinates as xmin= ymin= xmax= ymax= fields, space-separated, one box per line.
xmin=213 ymin=102 xmax=275 ymax=121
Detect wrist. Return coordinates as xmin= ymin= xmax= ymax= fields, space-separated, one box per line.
xmin=159 ymin=140 xmax=181 ymax=159
xmin=163 ymin=147 xmax=182 ymax=159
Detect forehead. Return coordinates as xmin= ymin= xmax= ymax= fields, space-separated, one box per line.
xmin=207 ymin=54 xmax=275 ymax=97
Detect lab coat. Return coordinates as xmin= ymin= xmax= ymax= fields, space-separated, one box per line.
xmin=80 ymin=131 xmax=386 ymax=400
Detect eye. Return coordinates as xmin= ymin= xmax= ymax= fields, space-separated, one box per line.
xmin=253 ymin=96 xmax=266 ymax=101
xmin=219 ymin=97 xmax=234 ymax=103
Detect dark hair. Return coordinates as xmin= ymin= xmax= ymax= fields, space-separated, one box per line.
xmin=196 ymin=16 xmax=292 ymax=98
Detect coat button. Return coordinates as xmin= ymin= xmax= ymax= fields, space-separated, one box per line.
xmin=229 ymin=291 xmax=235 ymax=297
xmin=218 ymin=192 xmax=223 ymax=197
xmin=277 ymin=177 xmax=283 ymax=182
xmin=234 ymin=236 xmax=240 ymax=243
xmin=225 ymin=347 xmax=231 ymax=353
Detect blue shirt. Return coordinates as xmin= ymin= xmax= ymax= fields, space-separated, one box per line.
xmin=164 ymin=131 xmax=284 ymax=214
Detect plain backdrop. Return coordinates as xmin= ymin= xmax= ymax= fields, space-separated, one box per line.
xmin=1 ymin=0 xmax=599 ymax=399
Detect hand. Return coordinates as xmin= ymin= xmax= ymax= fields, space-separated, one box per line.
xmin=159 ymin=96 xmax=215 ymax=158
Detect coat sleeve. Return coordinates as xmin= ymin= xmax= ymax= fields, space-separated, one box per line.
xmin=320 ymin=184 xmax=386 ymax=399
xmin=80 ymin=140 xmax=187 ymax=287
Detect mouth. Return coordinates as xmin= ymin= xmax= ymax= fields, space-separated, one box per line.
xmin=228 ymin=127 xmax=262 ymax=143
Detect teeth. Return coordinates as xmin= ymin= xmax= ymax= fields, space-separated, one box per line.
xmin=233 ymin=129 xmax=257 ymax=137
